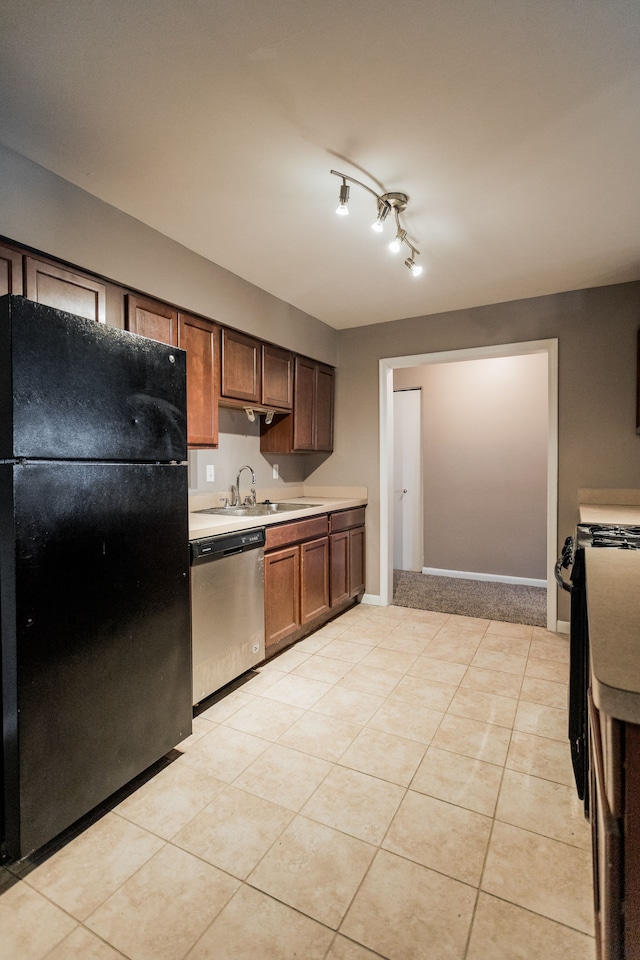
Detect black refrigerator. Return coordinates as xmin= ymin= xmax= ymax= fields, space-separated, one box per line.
xmin=0 ymin=295 xmax=192 ymax=861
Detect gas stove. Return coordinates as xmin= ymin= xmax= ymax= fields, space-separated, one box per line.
xmin=576 ymin=523 xmax=640 ymax=550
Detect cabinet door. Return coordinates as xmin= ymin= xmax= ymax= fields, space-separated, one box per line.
xmin=293 ymin=356 xmax=316 ymax=450
xmin=262 ymin=344 xmax=293 ymax=410
xmin=25 ymin=256 xmax=106 ymax=323
xmin=349 ymin=526 xmax=366 ymax=597
xmin=0 ymin=244 xmax=23 ymax=296
xmin=126 ymin=294 xmax=178 ymax=345
xmin=315 ymin=363 xmax=334 ymax=452
xmin=178 ymin=313 xmax=218 ymax=448
xmin=301 ymin=537 xmax=330 ymax=624
xmin=221 ymin=328 xmax=261 ymax=403
xmin=588 ymin=694 xmax=623 ymax=960
xmin=330 ymin=531 xmax=349 ymax=607
xmin=264 ymin=546 xmax=301 ymax=648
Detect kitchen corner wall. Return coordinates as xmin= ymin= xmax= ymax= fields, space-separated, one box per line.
xmin=0 ymin=144 xmax=337 ymax=365
xmin=307 ymin=281 xmax=640 ymax=621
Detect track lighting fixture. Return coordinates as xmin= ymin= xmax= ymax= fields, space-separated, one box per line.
xmin=330 ymin=169 xmax=422 ymax=277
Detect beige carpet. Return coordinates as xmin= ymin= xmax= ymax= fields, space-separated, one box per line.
xmin=392 ymin=570 xmax=547 ymax=627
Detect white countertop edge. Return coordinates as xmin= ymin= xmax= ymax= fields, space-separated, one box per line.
xmin=579 ymin=502 xmax=640 ymax=524
xmin=188 ymin=495 xmax=367 ymax=540
xmin=591 ymin=672 xmax=640 ymax=726
xmin=586 ymin=549 xmax=640 ymax=724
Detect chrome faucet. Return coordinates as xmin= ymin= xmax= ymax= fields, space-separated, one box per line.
xmin=232 ymin=464 xmax=256 ymax=506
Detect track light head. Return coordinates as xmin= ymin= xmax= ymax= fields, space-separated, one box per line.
xmin=404 ymin=252 xmax=423 ymax=276
xmin=389 ymin=228 xmax=407 ymax=253
xmin=371 ymin=200 xmax=391 ymax=232
xmin=336 ymin=180 xmax=350 ymax=216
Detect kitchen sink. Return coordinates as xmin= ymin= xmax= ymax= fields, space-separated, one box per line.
xmin=194 ymin=502 xmax=321 ymax=517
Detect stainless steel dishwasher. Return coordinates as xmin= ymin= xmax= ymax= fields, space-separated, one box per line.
xmin=190 ymin=527 xmax=265 ymax=705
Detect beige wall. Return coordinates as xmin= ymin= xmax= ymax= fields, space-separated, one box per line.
xmin=188 ymin=409 xmax=306 ymax=496
xmin=309 ymin=283 xmax=640 ymax=619
xmin=394 ymin=354 xmax=548 ymax=580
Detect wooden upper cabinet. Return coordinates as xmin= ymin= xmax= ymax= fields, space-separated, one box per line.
xmin=126 ymin=296 xmax=218 ymax=448
xmin=178 ymin=312 xmax=218 ymax=448
xmin=260 ymin=355 xmax=335 ymax=454
xmin=220 ymin=330 xmax=294 ymax=412
xmin=262 ymin=343 xmax=293 ymax=410
xmin=292 ymin=356 xmax=316 ymax=450
xmin=126 ymin=294 xmax=178 ymax=345
xmin=220 ymin=328 xmax=261 ymax=404
xmin=315 ymin=362 xmax=334 ymax=452
xmin=25 ymin=256 xmax=106 ymax=323
xmin=0 ymin=244 xmax=23 ymax=296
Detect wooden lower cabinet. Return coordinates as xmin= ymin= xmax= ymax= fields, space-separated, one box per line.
xmin=589 ymin=692 xmax=640 ymax=960
xmin=329 ymin=530 xmax=349 ymax=607
xmin=349 ymin=525 xmax=366 ymax=598
xmin=330 ymin=526 xmax=366 ymax=605
xmin=264 ymin=545 xmax=301 ymax=650
xmin=264 ymin=509 xmax=366 ymax=658
xmin=301 ymin=537 xmax=330 ymax=624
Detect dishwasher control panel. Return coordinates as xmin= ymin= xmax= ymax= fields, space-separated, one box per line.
xmin=190 ymin=527 xmax=266 ymax=564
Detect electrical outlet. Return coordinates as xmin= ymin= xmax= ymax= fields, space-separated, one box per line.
xmin=206 ymin=465 xmax=215 ymax=482
xmin=272 ymin=464 xmax=279 ymax=479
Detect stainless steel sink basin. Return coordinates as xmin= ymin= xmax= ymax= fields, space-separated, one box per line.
xmin=194 ymin=502 xmax=321 ymax=517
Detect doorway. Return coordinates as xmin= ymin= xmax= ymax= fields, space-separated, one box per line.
xmin=379 ymin=339 xmax=559 ymax=631
xmin=393 ymin=388 xmax=423 ymax=571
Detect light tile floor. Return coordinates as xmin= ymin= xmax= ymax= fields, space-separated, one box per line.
xmin=0 ymin=603 xmax=596 ymax=960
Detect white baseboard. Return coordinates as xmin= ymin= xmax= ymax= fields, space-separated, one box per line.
xmin=362 ymin=594 xmax=382 ymax=606
xmin=421 ymin=566 xmax=547 ymax=588
xmin=556 ymin=620 xmax=570 ymax=634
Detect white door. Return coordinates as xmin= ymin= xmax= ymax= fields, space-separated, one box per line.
xmin=393 ymin=388 xmax=423 ymax=571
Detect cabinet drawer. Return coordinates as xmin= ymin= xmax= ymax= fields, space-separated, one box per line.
xmin=265 ymin=515 xmax=328 ymax=550
xmin=329 ymin=507 xmax=366 ymax=533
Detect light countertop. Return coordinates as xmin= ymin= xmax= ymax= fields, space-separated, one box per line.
xmin=587 ymin=549 xmax=640 ymax=724
xmin=580 ymin=503 xmax=640 ymax=525
xmin=579 ymin=488 xmax=640 ymax=525
xmin=188 ymin=487 xmax=367 ymax=540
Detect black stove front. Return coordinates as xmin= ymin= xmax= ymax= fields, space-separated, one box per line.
xmin=557 ymin=522 xmax=640 ymax=820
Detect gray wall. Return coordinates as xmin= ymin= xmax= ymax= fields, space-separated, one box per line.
xmin=394 ymin=354 xmax=548 ymax=580
xmin=309 ymin=283 xmax=640 ymax=620
xmin=0 ymin=144 xmax=337 ymax=365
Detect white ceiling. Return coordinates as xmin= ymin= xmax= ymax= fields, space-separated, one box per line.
xmin=1 ymin=0 xmax=639 ymax=329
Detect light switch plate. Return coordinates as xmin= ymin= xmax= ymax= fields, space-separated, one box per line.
xmin=206 ymin=465 xmax=215 ymax=482
xmin=272 ymin=464 xmax=279 ymax=479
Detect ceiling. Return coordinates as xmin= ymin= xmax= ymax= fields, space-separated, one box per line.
xmin=1 ymin=0 xmax=639 ymax=329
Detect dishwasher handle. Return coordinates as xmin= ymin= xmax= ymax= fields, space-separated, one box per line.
xmin=221 ymin=546 xmax=244 ymax=558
